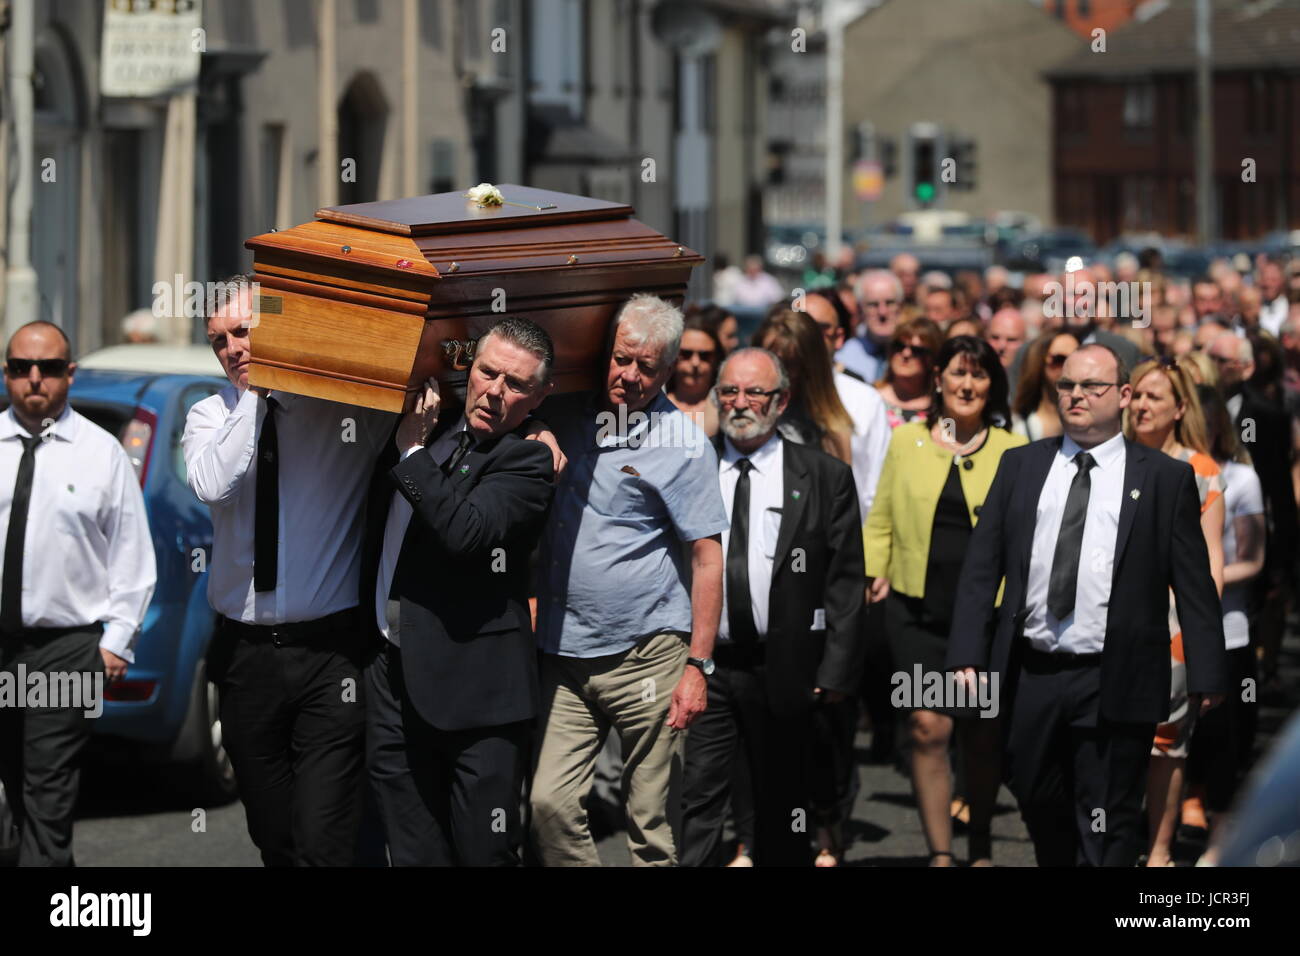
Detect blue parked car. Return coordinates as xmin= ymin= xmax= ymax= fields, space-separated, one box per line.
xmin=67 ymin=345 xmax=234 ymax=803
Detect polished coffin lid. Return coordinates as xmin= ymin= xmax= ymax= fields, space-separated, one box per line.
xmin=243 ymin=185 xmax=703 ymax=412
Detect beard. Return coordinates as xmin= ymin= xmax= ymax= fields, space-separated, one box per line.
xmin=721 ymin=404 xmax=778 ymax=444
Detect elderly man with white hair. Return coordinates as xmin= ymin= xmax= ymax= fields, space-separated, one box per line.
xmin=530 ymin=294 xmax=728 ymax=866
xmin=1208 ymin=330 xmax=1299 ymax=696
xmin=836 ymin=269 xmax=903 ymax=383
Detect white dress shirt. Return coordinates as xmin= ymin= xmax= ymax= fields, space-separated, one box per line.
xmin=182 ymin=385 xmax=391 ymax=624
xmin=1260 ymin=295 xmax=1288 ymax=337
xmin=1023 ymin=430 xmax=1127 ymax=654
xmin=0 ymin=405 xmax=156 ymax=660
xmin=834 ymin=371 xmax=891 ymax=519
xmin=717 ymin=433 xmax=783 ymax=642
xmin=375 ymin=417 xmax=468 ymax=645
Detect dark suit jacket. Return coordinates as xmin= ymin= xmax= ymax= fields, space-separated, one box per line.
xmin=946 ymin=435 xmax=1228 ymax=724
xmin=361 ymin=427 xmax=555 ymax=732
xmin=716 ymin=436 xmax=866 ymax=715
xmin=1235 ymin=385 xmax=1298 ymax=571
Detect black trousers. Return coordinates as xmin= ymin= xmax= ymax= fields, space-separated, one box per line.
xmin=365 ymin=642 xmax=528 ymax=866
xmin=208 ymin=617 xmax=367 ymax=866
xmin=1187 ymin=644 xmax=1255 ymax=813
xmin=681 ymin=661 xmax=812 ymax=867
xmin=1006 ymin=651 xmax=1152 ymax=867
xmin=0 ymin=626 xmax=103 ymax=867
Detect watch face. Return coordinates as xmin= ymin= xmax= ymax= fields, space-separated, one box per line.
xmin=702 ymin=658 xmax=716 ymax=676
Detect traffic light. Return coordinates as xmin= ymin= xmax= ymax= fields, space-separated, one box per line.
xmin=881 ymin=137 xmax=897 ymax=178
xmin=912 ymin=136 xmax=937 ymax=206
xmin=949 ymin=137 xmax=977 ymax=192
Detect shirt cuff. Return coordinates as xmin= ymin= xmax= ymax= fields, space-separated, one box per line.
xmin=99 ymin=624 xmax=137 ymax=663
xmin=400 ymin=445 xmax=424 ymax=460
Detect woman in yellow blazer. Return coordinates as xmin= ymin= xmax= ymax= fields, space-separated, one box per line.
xmin=863 ymin=335 xmax=1027 ymax=867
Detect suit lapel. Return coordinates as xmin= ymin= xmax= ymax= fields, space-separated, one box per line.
xmin=1112 ymin=438 xmax=1148 ymax=572
xmin=1021 ymin=436 xmax=1062 ymax=545
xmin=772 ymin=442 xmax=809 ymax=572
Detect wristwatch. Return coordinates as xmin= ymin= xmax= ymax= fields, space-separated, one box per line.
xmin=686 ymin=657 xmax=716 ymax=676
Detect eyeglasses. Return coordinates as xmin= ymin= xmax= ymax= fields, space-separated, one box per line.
xmin=863 ymin=299 xmax=899 ymax=309
xmin=678 ymin=349 xmax=714 ymax=361
xmin=1055 ymin=379 xmax=1120 ymax=397
xmin=889 ymin=342 xmax=932 ymax=360
xmin=1209 ymin=353 xmax=1237 ymax=366
xmin=5 ymin=358 xmax=70 ymax=378
xmin=715 ymin=385 xmax=784 ymax=405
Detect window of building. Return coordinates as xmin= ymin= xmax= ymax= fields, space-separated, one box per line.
xmin=422 ymin=0 xmax=444 ymax=49
xmin=1122 ymin=83 xmax=1154 ymax=130
xmin=529 ymin=0 xmax=585 ymax=120
xmin=1246 ymin=73 xmax=1277 ymax=136
xmin=430 ymin=139 xmax=455 ymax=194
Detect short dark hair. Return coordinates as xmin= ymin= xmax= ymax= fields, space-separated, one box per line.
xmin=479 ymin=316 xmax=555 ymax=384
xmin=204 ymin=273 xmax=257 ymax=325
xmin=926 ymin=335 xmax=1011 ymax=430
xmin=5 ymin=321 xmax=72 ymax=361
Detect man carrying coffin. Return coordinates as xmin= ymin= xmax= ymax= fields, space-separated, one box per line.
xmin=363 ymin=317 xmax=556 ymax=866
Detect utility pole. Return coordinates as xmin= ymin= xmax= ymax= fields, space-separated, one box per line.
xmin=824 ymin=0 xmax=844 ymax=263
xmin=1194 ymin=0 xmax=1214 ymax=244
xmin=4 ymin=0 xmax=38 ymax=336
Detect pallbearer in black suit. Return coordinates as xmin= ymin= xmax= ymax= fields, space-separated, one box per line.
xmin=680 ymin=348 xmax=865 ymax=867
xmin=363 ymin=318 xmax=556 ymax=866
xmin=947 ymin=344 xmax=1229 ymax=866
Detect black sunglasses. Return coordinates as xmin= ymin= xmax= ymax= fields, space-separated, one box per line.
xmin=6 ymin=358 xmax=70 ymax=378
xmin=889 ymin=342 xmax=932 ymax=360
xmin=678 ymin=348 xmax=715 ymax=361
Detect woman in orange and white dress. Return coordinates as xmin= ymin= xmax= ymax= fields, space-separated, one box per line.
xmin=1125 ymin=356 xmax=1225 ymax=867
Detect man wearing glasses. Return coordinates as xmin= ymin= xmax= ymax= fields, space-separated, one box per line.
xmin=680 ymin=348 xmax=864 ymax=866
xmin=948 ymin=344 xmax=1227 ymax=866
xmin=0 ymin=322 xmax=155 ymax=865
xmin=836 ymin=270 xmax=904 ymax=384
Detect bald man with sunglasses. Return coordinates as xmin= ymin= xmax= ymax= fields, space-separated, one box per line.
xmin=0 ymin=322 xmax=155 ymax=866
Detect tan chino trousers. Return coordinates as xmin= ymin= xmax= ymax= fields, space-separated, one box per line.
xmin=530 ymin=632 xmax=688 ymax=866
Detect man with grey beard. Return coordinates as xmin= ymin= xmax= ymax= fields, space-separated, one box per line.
xmin=680 ymin=348 xmax=865 ymax=867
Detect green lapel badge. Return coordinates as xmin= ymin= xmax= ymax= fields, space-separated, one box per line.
xmin=792 ymin=489 xmax=801 ymax=500
xmin=459 ymin=464 xmax=470 ymax=474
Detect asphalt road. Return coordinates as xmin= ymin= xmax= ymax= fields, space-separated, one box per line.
xmin=72 ymin=628 xmax=1300 ymax=867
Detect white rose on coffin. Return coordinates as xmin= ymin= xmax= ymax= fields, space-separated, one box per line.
xmin=466 ymin=183 xmax=505 ymax=207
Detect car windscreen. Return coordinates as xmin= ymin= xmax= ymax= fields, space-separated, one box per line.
xmin=68 ymin=400 xmax=134 ymax=443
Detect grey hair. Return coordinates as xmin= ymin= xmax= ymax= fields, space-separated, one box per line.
xmin=855 ymin=269 xmax=903 ymax=303
xmin=478 ymin=316 xmax=555 ymax=385
xmin=612 ymin=294 xmax=684 ymax=368
xmin=714 ymin=347 xmax=790 ymax=398
xmin=204 ymin=273 xmax=257 ymax=325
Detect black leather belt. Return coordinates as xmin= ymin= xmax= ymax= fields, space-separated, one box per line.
xmin=219 ymin=607 xmax=358 ymax=647
xmin=1020 ymin=640 xmax=1102 ymax=670
xmin=0 ymin=622 xmax=103 ymax=644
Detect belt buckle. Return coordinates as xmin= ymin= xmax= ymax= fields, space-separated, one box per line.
xmin=271 ymin=627 xmax=283 ymax=648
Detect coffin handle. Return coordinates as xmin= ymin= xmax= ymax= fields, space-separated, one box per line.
xmin=442 ymin=338 xmax=478 ymax=371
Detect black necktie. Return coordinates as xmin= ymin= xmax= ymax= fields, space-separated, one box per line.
xmin=1047 ymin=451 xmax=1096 ymax=621
xmin=442 ymin=430 xmax=474 ymax=476
xmin=254 ymin=397 xmax=279 ymax=593
xmin=726 ymin=458 xmax=759 ymax=644
xmin=2 ymin=434 xmax=43 ymax=633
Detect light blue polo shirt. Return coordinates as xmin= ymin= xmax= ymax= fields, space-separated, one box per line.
xmin=536 ymin=391 xmax=729 ymax=658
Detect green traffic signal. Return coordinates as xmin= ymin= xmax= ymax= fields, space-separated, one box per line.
xmin=915 ymin=182 xmax=936 ymax=203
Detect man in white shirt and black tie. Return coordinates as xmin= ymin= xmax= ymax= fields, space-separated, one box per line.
xmin=947 ymin=344 xmax=1228 ymax=866
xmin=680 ymin=347 xmax=864 ymax=867
xmin=0 ymin=321 xmax=155 ymax=866
xmin=183 ymin=276 xmax=395 ymax=866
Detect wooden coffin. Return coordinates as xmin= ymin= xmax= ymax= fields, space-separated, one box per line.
xmin=243 ymin=185 xmax=703 ymax=412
